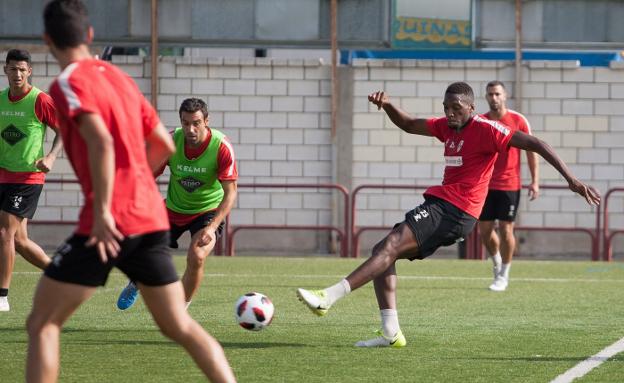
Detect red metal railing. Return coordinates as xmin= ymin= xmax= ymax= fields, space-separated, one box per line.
xmin=351 ymin=184 xmax=432 ymax=258
xmin=351 ymin=184 xmax=601 ymax=260
xmin=603 ymin=187 xmax=624 ymax=261
xmin=226 ymin=183 xmax=350 ymax=257
xmin=28 ymin=179 xmax=230 ymax=254
xmin=470 ymin=184 xmax=601 ymax=261
xmin=27 ymin=179 xmax=618 ymax=261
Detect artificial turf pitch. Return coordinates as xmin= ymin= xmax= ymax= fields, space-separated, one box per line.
xmin=2 ymin=255 xmax=624 ymax=382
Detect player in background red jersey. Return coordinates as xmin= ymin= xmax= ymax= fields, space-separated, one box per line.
xmin=479 ymin=81 xmax=539 ymax=292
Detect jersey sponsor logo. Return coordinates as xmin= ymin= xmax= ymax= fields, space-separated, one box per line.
xmin=1 ymin=124 xmax=27 ymax=146
xmin=0 ymin=110 xmax=25 ymax=117
xmin=445 ymin=156 xmax=463 ymax=166
xmin=176 ymin=164 xmax=208 ymax=174
xmin=178 ymin=176 xmax=204 ymax=193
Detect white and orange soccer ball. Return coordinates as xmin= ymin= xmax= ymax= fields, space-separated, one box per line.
xmin=234 ymin=292 xmax=274 ymax=331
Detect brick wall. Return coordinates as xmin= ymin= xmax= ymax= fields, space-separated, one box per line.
xmin=2 ymin=52 xmax=622 ymax=256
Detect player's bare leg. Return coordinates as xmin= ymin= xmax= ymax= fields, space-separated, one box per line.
xmin=15 ymin=218 xmax=51 ymax=270
xmin=26 ymin=277 xmax=96 ymax=382
xmin=349 ymin=224 xmax=416 ymax=347
xmin=346 ymin=223 xmax=418 ymax=290
xmin=298 ymin=223 xmax=416 ymax=347
xmin=139 ymin=281 xmax=236 ymax=382
xmin=497 ymin=221 xmax=515 ymax=284
xmin=0 ymin=211 xmax=23 ymax=311
xmin=479 ymin=220 xmax=503 ymax=288
xmin=373 ymin=263 xmax=397 ymax=310
xmin=181 ymin=229 xmax=214 ymax=306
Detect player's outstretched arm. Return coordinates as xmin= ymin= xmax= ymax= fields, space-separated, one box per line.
xmin=368 ymin=91 xmax=431 ymax=136
xmin=509 ymin=131 xmax=600 ymax=206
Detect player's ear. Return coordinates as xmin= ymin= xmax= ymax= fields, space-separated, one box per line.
xmin=42 ymin=33 xmax=52 ymax=48
xmin=86 ymin=26 xmax=94 ymax=44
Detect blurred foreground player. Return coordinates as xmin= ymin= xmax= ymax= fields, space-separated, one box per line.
xmin=26 ymin=1 xmax=236 ymax=382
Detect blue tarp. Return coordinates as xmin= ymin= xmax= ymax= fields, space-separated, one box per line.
xmin=341 ymin=50 xmax=622 ymax=67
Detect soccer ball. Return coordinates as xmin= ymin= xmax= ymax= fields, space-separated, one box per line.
xmin=234 ymin=292 xmax=274 ymax=331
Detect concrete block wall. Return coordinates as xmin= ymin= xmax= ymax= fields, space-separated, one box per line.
xmin=1 ymin=53 xmax=338 ymax=252
xmin=2 ymin=52 xmax=623 ymax=256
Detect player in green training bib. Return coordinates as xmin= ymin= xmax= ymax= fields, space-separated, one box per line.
xmin=116 ymin=98 xmax=238 ymax=310
xmin=0 ymin=49 xmax=63 ymax=312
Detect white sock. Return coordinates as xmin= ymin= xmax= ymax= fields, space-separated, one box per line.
xmin=381 ymin=309 xmax=400 ymax=338
xmin=325 ymin=279 xmax=351 ymax=306
xmin=491 ymin=252 xmax=502 ymax=270
xmin=501 ymin=263 xmax=511 ymax=279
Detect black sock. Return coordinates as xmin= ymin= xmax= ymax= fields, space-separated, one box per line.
xmin=0 ymin=288 xmax=8 ymax=297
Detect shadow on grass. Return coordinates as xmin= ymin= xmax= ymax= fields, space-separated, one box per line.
xmin=222 ymin=341 xmax=306 ymax=349
xmin=0 ymin=326 xmax=305 ymax=349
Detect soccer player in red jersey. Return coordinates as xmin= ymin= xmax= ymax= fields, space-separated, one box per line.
xmin=26 ymin=1 xmax=236 ymax=382
xmin=297 ymin=82 xmax=600 ymax=348
xmin=479 ymin=81 xmax=539 ymax=292
xmin=0 ymin=49 xmax=63 ymax=312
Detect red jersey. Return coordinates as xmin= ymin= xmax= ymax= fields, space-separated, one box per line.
xmin=49 ymin=59 xmax=169 ymax=236
xmin=0 ymin=89 xmax=59 ymax=184
xmin=166 ymin=130 xmax=238 ymax=227
xmin=424 ymin=115 xmax=513 ymax=218
xmin=482 ymin=110 xmax=531 ymax=191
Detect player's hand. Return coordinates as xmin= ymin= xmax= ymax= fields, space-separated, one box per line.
xmin=528 ymin=182 xmax=539 ymax=201
xmin=368 ymin=91 xmax=389 ymax=110
xmin=196 ymin=227 xmax=216 ymax=248
xmin=568 ymin=179 xmax=601 ymax=206
xmin=86 ymin=211 xmax=125 ymax=263
xmin=34 ymin=155 xmax=56 ymax=173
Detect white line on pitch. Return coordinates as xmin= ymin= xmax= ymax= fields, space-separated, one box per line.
xmin=12 ymin=272 xmax=624 ymax=283
xmin=549 ymin=336 xmax=624 ymax=383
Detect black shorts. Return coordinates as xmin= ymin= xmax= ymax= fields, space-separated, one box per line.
xmin=401 ymin=196 xmax=477 ymax=260
xmin=0 ymin=183 xmax=43 ymax=219
xmin=44 ymin=231 xmax=179 ymax=287
xmin=479 ymin=189 xmax=521 ymax=222
xmin=169 ymin=210 xmax=223 ymax=248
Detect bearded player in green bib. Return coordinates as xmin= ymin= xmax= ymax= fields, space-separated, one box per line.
xmin=116 ymin=98 xmax=238 ymax=310
xmin=0 ymin=49 xmax=63 ymax=311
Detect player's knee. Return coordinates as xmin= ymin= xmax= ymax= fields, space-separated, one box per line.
xmin=187 ymin=250 xmax=208 ymax=270
xmin=0 ymin=226 xmax=14 ymax=242
xmin=158 ymin=316 xmax=194 ymax=342
xmin=372 ymin=232 xmax=401 ymax=258
xmin=501 ymin=231 xmax=515 ymax=244
xmin=499 ymin=224 xmax=515 ymax=240
xmin=26 ymin=313 xmax=57 ymax=338
xmin=14 ymin=236 xmax=29 ymax=252
xmin=478 ymin=224 xmax=495 ymax=241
